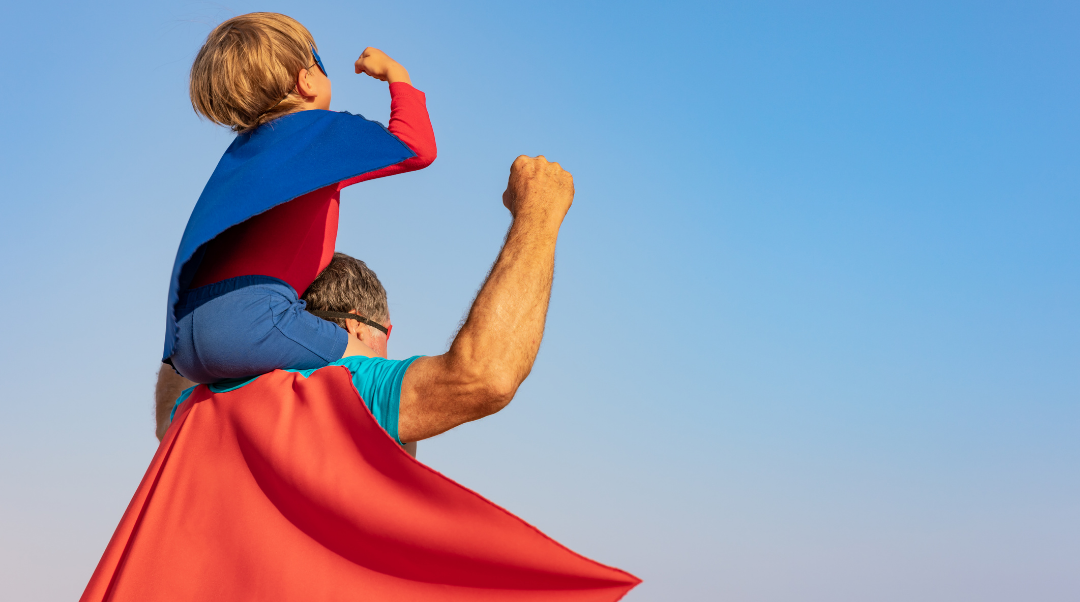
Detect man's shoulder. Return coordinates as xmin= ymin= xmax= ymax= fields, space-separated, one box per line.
xmin=326 ymin=355 xmax=422 ymax=378
xmin=327 ymin=354 xmax=385 ymax=373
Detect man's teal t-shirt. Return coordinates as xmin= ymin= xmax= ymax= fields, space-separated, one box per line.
xmin=170 ymin=355 xmax=421 ymax=444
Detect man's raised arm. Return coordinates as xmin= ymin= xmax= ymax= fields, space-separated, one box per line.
xmin=398 ymin=156 xmax=575 ymax=442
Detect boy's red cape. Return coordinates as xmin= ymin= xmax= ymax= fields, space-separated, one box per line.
xmin=81 ymin=366 xmax=640 ymax=601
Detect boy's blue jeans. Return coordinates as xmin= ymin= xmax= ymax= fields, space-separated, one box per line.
xmin=169 ymin=275 xmax=348 ymax=384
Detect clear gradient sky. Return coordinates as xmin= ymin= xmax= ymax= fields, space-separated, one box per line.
xmin=1 ymin=1 xmax=1077 ymax=600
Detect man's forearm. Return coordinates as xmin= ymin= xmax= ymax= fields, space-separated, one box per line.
xmin=447 ymin=213 xmax=560 ymax=395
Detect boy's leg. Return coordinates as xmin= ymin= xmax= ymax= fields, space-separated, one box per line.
xmin=173 ymin=276 xmax=349 ymax=383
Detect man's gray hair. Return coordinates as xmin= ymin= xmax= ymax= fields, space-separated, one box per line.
xmin=301 ymin=252 xmax=388 ymax=329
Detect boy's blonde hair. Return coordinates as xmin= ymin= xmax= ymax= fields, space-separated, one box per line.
xmin=190 ymin=13 xmax=319 ymax=133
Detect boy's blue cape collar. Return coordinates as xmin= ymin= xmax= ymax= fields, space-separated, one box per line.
xmin=162 ymin=110 xmax=414 ymax=361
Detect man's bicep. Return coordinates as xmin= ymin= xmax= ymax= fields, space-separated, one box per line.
xmin=397 ymin=355 xmax=489 ymax=443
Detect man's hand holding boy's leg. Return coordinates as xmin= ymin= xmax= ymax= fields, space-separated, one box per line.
xmin=155 ymin=367 xmax=195 ymax=441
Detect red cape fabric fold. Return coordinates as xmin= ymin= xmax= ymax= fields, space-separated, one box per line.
xmin=81 ymin=366 xmax=640 ymax=601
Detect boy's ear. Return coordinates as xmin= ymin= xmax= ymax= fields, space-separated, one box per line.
xmin=296 ymin=67 xmax=317 ymax=98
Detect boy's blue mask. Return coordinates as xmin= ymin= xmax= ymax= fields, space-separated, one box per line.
xmin=311 ymin=45 xmax=327 ymax=76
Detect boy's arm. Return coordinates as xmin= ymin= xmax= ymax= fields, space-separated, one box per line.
xmin=155 ymin=366 xmax=195 ymax=441
xmin=338 ymin=49 xmax=436 ymax=189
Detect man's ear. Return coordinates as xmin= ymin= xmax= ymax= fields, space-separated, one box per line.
xmin=295 ymin=67 xmax=317 ymax=99
xmin=343 ymin=310 xmax=364 ymax=338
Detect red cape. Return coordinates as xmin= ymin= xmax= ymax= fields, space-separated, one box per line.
xmin=81 ymin=366 xmax=640 ymax=601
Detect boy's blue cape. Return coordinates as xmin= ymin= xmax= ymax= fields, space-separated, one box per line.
xmin=163 ymin=110 xmax=414 ymax=361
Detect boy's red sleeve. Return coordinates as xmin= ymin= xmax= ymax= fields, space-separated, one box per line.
xmin=338 ymin=82 xmax=436 ymax=189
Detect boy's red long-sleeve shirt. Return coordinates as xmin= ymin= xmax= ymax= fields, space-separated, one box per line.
xmin=191 ymin=82 xmax=436 ymax=294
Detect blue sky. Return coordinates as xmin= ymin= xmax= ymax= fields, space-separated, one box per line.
xmin=1 ymin=1 xmax=1077 ymax=600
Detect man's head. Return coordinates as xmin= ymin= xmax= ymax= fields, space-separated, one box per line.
xmin=302 ymin=253 xmax=391 ymax=358
xmin=189 ymin=12 xmax=331 ymax=133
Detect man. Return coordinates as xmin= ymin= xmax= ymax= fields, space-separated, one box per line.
xmin=155 ymin=251 xmax=424 ymax=455
xmin=153 ymin=155 xmax=574 ymax=452
xmin=85 ymin=156 xmax=639 ymax=600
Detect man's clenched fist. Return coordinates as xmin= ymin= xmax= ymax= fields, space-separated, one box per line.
xmin=502 ymin=155 xmax=575 ymax=224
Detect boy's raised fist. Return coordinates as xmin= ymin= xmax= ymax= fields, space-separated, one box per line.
xmin=354 ymin=48 xmax=411 ymax=85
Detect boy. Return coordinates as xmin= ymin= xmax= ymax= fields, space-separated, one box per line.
xmin=164 ymin=13 xmax=435 ymax=383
